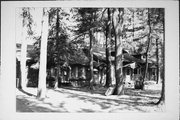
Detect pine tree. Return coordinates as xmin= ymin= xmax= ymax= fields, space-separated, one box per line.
xmin=73 ymin=8 xmax=101 ymax=89
xmin=47 ymin=8 xmax=70 ymax=88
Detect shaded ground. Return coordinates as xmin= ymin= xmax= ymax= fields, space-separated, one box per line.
xmin=16 ymin=81 xmax=164 ymax=112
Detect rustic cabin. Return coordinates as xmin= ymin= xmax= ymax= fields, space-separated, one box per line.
xmin=67 ymin=58 xmax=106 ymax=87
xmin=111 ymin=50 xmax=157 ymax=85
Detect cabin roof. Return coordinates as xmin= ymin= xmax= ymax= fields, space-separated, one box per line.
xmin=123 ymin=53 xmax=145 ymax=64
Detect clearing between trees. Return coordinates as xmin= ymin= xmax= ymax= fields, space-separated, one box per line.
xmin=16 ymin=81 xmax=164 ymax=112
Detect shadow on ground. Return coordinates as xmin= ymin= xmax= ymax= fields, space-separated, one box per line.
xmin=16 ymin=86 xmax=162 ymax=112
xmin=53 ymin=87 xmax=161 ymax=112
xmin=16 ymin=96 xmax=67 ymax=112
xmin=18 ymin=88 xmax=36 ymax=97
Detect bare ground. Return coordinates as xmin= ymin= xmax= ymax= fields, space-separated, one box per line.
xmin=16 ymin=81 xmax=164 ymax=112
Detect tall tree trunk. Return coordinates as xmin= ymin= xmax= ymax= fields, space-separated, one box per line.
xmin=156 ymin=38 xmax=159 ymax=84
xmin=142 ymin=8 xmax=152 ymax=86
xmin=54 ymin=9 xmax=60 ymax=89
xmin=113 ymin=8 xmax=125 ymax=95
xmin=156 ymin=9 xmax=165 ymax=104
xmin=89 ymin=29 xmax=94 ymax=89
xmin=19 ymin=8 xmax=32 ymax=89
xmin=105 ymin=8 xmax=113 ymax=87
xmin=156 ymin=44 xmax=165 ymax=104
xmin=20 ymin=22 xmax=28 ymax=89
xmin=37 ymin=8 xmax=49 ymax=100
xmin=143 ymin=53 xmax=149 ymax=83
xmin=100 ymin=66 xmax=106 ymax=85
xmin=105 ymin=33 xmax=110 ymax=87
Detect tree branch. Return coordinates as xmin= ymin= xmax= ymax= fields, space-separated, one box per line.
xmin=99 ymin=8 xmax=107 ymax=21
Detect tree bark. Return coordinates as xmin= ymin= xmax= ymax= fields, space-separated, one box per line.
xmin=156 ymin=10 xmax=165 ymax=104
xmin=156 ymin=43 xmax=165 ymax=104
xmin=37 ymin=8 xmax=49 ymax=100
xmin=105 ymin=8 xmax=113 ymax=87
xmin=105 ymin=9 xmax=109 ymax=87
xmin=89 ymin=29 xmax=94 ymax=89
xmin=20 ymin=22 xmax=28 ymax=89
xmin=142 ymin=8 xmax=152 ymax=87
xmin=54 ymin=9 xmax=60 ymax=89
xmin=20 ymin=8 xmax=32 ymax=89
xmin=156 ymin=38 xmax=159 ymax=84
xmin=105 ymin=45 xmax=110 ymax=87
xmin=113 ymin=8 xmax=125 ymax=95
